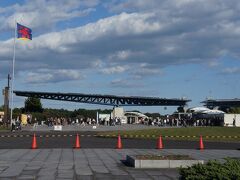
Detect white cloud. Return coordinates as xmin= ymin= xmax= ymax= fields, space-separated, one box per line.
xmin=0 ymin=0 xmax=98 ymax=31
xmin=110 ymin=78 xmax=143 ymax=88
xmin=1 ymin=0 xmax=240 ymax=84
xmin=10 ymin=12 xmax=161 ymax=53
xmin=132 ymin=67 xmax=163 ymax=79
xmin=221 ymin=67 xmax=240 ymax=74
xmin=100 ymin=65 xmax=129 ymax=74
xmin=108 ymin=50 xmax=131 ymax=60
xmin=207 ymin=61 xmax=220 ymax=67
xmin=91 ymin=59 xmax=103 ymax=68
xmin=105 ymin=0 xmax=158 ymax=13
xmin=23 ymin=69 xmax=83 ymax=83
xmin=0 ymin=11 xmax=165 ymax=81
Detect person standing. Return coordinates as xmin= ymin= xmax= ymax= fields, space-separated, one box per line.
xmin=233 ymin=118 xmax=236 ymax=127
xmin=11 ymin=119 xmax=16 ymax=132
xmin=106 ymin=117 xmax=110 ymax=126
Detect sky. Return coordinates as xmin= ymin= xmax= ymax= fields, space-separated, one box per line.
xmin=0 ymin=0 xmax=240 ymax=114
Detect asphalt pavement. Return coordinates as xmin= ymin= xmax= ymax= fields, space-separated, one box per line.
xmin=0 ymin=124 xmax=238 ymax=149
xmin=0 ymin=132 xmax=239 ymax=149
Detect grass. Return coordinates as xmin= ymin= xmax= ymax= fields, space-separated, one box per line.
xmin=97 ymin=127 xmax=240 ymax=141
xmin=0 ymin=125 xmax=10 ymax=131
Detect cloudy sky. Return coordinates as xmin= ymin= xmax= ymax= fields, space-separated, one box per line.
xmin=0 ymin=0 xmax=240 ymax=113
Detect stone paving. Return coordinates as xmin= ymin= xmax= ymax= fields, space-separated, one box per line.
xmin=0 ymin=149 xmax=239 ymax=179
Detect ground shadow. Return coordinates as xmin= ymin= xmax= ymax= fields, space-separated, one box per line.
xmin=120 ymin=159 xmax=132 ymax=167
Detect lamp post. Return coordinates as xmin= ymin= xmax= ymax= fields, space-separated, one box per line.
xmin=3 ymin=74 xmax=11 ymax=127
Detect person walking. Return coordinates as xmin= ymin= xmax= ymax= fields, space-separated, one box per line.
xmin=11 ymin=119 xmax=16 ymax=132
xmin=106 ymin=118 xmax=110 ymax=126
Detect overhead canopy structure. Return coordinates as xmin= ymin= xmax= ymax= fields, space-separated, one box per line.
xmin=125 ymin=111 xmax=149 ymax=118
xmin=14 ymin=91 xmax=190 ymax=107
xmin=202 ymin=99 xmax=240 ymax=109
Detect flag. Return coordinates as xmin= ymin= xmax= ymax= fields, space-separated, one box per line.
xmin=17 ymin=23 xmax=32 ymax=40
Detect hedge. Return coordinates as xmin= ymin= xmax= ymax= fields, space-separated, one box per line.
xmin=179 ymin=158 xmax=240 ymax=180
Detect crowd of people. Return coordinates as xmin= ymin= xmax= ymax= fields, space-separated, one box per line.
xmin=44 ymin=117 xmax=122 ymax=126
xmin=10 ymin=114 xmax=224 ymax=131
xmin=44 ymin=117 xmax=96 ymax=126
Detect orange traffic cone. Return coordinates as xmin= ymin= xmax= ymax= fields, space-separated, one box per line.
xmin=199 ymin=135 xmax=204 ymax=150
xmin=74 ymin=134 xmax=81 ymax=149
xmin=31 ymin=133 xmax=37 ymax=149
xmin=157 ymin=135 xmax=163 ymax=149
xmin=116 ymin=134 xmax=122 ymax=149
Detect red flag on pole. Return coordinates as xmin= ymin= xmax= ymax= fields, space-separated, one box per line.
xmin=17 ymin=23 xmax=32 ymax=40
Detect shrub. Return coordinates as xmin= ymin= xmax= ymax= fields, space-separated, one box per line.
xmin=179 ymin=158 xmax=240 ymax=180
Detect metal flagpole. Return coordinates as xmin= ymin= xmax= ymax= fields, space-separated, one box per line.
xmin=10 ymin=20 xmax=17 ymax=126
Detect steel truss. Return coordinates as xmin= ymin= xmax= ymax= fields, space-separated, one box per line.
xmin=202 ymin=99 xmax=240 ymax=109
xmin=14 ymin=91 xmax=190 ymax=106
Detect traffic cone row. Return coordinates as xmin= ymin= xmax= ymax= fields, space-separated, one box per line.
xmin=31 ymin=133 xmax=82 ymax=149
xmin=30 ymin=134 xmax=205 ymax=150
xmin=124 ymin=135 xmax=204 ymax=150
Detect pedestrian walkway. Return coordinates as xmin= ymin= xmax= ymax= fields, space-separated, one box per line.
xmin=0 ymin=149 xmax=239 ymax=179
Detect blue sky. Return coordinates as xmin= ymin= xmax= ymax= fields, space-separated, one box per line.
xmin=0 ymin=0 xmax=240 ymax=114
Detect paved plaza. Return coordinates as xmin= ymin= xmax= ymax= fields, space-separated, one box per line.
xmin=0 ymin=149 xmax=239 ymax=179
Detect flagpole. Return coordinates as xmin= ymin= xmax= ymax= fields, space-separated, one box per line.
xmin=10 ymin=20 xmax=17 ymax=126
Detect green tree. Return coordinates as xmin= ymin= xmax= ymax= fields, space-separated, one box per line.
xmin=24 ymin=97 xmax=43 ymax=113
xmin=145 ymin=112 xmax=161 ymax=119
xmin=177 ymin=106 xmax=185 ymax=113
xmin=229 ymin=107 xmax=240 ymax=113
xmin=13 ymin=108 xmax=24 ymax=119
xmin=219 ymin=106 xmax=240 ymax=113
